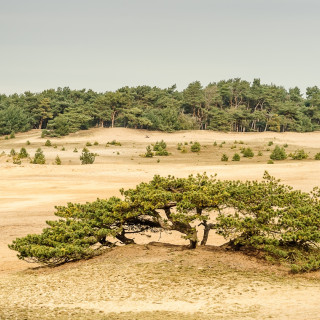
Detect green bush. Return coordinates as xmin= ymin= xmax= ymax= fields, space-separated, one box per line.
xmin=241 ymin=147 xmax=254 ymax=158
xmin=221 ymin=154 xmax=228 ymax=161
xmin=144 ymin=145 xmax=154 ymax=158
xmin=86 ymin=142 xmax=92 ymax=146
xmin=26 ymin=140 xmax=31 ymax=145
xmin=270 ymin=145 xmax=287 ymax=160
xmin=107 ymin=140 xmax=121 ymax=146
xmin=258 ymin=151 xmax=263 ymax=156
xmin=190 ymin=142 xmax=201 ymax=152
xmin=19 ymin=147 xmax=29 ymax=158
xmin=12 ymin=155 xmax=21 ymax=165
xmin=153 ymin=140 xmax=166 ymax=151
xmin=268 ymin=141 xmax=273 ymax=146
xmin=289 ymin=149 xmax=308 ymax=160
xmin=45 ymin=139 xmax=52 ymax=146
xmin=32 ymin=148 xmax=46 ymax=164
xmin=93 ymin=141 xmax=99 ymax=146
xmin=73 ymin=148 xmax=78 ymax=153
xmin=80 ymin=148 xmax=95 ymax=164
xmin=232 ymin=153 xmax=240 ymax=161
xmin=55 ymin=155 xmax=62 ymax=165
xmin=314 ymin=153 xmax=320 ymax=160
xmin=10 ymin=132 xmax=15 ymax=139
xmin=10 ymin=148 xmax=16 ymax=156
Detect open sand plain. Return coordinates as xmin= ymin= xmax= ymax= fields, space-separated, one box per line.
xmin=1 ymin=128 xmax=320 ymax=319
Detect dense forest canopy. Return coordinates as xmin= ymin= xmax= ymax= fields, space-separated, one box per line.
xmin=1 ymin=78 xmax=320 ymax=136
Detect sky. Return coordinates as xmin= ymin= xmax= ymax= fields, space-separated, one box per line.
xmin=1 ymin=0 xmax=320 ymax=94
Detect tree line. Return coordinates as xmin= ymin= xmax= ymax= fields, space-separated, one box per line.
xmin=9 ymin=172 xmax=320 ymax=272
xmin=1 ymin=78 xmax=320 ymax=136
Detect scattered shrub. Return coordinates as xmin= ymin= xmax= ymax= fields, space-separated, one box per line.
xmin=55 ymin=155 xmax=61 ymax=165
xmin=80 ymin=148 xmax=95 ymax=164
xmin=73 ymin=148 xmax=78 ymax=153
xmin=26 ymin=140 xmax=31 ymax=145
xmin=232 ymin=153 xmax=240 ymax=161
xmin=44 ymin=139 xmax=52 ymax=147
xmin=258 ymin=151 xmax=263 ymax=156
xmin=267 ymin=160 xmax=274 ymax=164
xmin=4 ymin=136 xmax=9 ymax=140
xmin=270 ymin=145 xmax=287 ymax=160
xmin=314 ymin=153 xmax=320 ymax=160
xmin=213 ymin=141 xmax=217 ymax=146
xmin=107 ymin=140 xmax=121 ymax=146
xmin=181 ymin=147 xmax=187 ymax=153
xmin=10 ymin=148 xmax=16 ymax=156
xmin=144 ymin=145 xmax=154 ymax=158
xmin=93 ymin=141 xmax=99 ymax=146
xmin=10 ymin=132 xmax=15 ymax=139
xmin=289 ymin=149 xmax=308 ymax=160
xmin=153 ymin=140 xmax=166 ymax=151
xmin=19 ymin=147 xmax=29 ymax=158
xmin=190 ymin=142 xmax=201 ymax=152
xmin=283 ymin=143 xmax=288 ymax=148
xmin=32 ymin=148 xmax=46 ymax=164
xmin=86 ymin=142 xmax=92 ymax=146
xmin=177 ymin=143 xmax=182 ymax=150
xmin=241 ymin=147 xmax=254 ymax=158
xmin=268 ymin=141 xmax=273 ymax=146
xmin=221 ymin=154 xmax=228 ymax=161
xmin=12 ymin=155 xmax=21 ymax=165
xmin=61 ymin=147 xmax=65 ymax=151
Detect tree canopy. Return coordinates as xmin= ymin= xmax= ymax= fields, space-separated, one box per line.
xmin=9 ymin=172 xmax=320 ymax=272
xmin=1 ymin=79 xmax=320 ymax=136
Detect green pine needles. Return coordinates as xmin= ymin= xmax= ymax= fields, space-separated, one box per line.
xmin=9 ymin=172 xmax=320 ymax=273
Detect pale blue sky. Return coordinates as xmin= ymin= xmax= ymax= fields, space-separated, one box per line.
xmin=1 ymin=0 xmax=319 ymax=94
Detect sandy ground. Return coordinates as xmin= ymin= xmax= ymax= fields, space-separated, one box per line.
xmin=1 ymin=128 xmax=320 ymax=319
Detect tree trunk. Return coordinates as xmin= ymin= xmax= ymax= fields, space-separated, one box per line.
xmin=116 ymin=230 xmax=135 ymax=244
xmin=200 ymin=221 xmax=216 ymax=246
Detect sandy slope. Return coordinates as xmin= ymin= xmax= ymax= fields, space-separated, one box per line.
xmin=1 ymin=128 xmax=320 ymax=319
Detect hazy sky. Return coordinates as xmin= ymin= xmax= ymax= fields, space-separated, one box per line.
xmin=1 ymin=0 xmax=319 ymax=94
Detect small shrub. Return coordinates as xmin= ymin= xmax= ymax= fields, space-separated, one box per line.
xmin=270 ymin=146 xmax=287 ymax=160
xmin=144 ymin=145 xmax=154 ymax=158
xmin=153 ymin=140 xmax=166 ymax=151
xmin=10 ymin=148 xmax=16 ymax=156
xmin=53 ymin=145 xmax=57 ymax=149
xmin=55 ymin=155 xmax=61 ymax=165
xmin=19 ymin=147 xmax=29 ymax=158
xmin=258 ymin=151 xmax=263 ymax=156
xmin=26 ymin=140 xmax=31 ymax=145
xmin=12 ymin=155 xmax=21 ymax=165
xmin=44 ymin=139 xmax=52 ymax=147
xmin=242 ymin=148 xmax=254 ymax=158
xmin=184 ymin=142 xmax=188 ymax=145
xmin=86 ymin=142 xmax=92 ymax=147
xmin=267 ymin=160 xmax=274 ymax=164
xmin=289 ymin=149 xmax=308 ymax=160
xmin=32 ymin=148 xmax=46 ymax=164
xmin=117 ymin=152 xmax=120 ymax=155
xmin=61 ymin=147 xmax=65 ymax=151
xmin=10 ymin=132 xmax=15 ymax=139
xmin=107 ymin=140 xmax=121 ymax=146
xmin=283 ymin=143 xmax=288 ymax=148
xmin=73 ymin=148 xmax=78 ymax=153
xmin=213 ymin=141 xmax=217 ymax=146
xmin=177 ymin=143 xmax=182 ymax=150
xmin=190 ymin=142 xmax=201 ymax=152
xmin=5 ymin=136 xmax=9 ymax=140
xmin=93 ymin=141 xmax=99 ymax=146
xmin=181 ymin=147 xmax=187 ymax=153
xmin=232 ymin=153 xmax=240 ymax=161
xmin=155 ymin=148 xmax=169 ymax=156
xmin=231 ymin=145 xmax=236 ymax=149
xmin=219 ymin=144 xmax=223 ymax=148
xmin=239 ymin=140 xmax=244 ymax=144
xmin=157 ymin=159 xmax=160 ymax=163
xmin=268 ymin=141 xmax=273 ymax=146
xmin=80 ymin=148 xmax=95 ymax=164
xmin=221 ymin=154 xmax=228 ymax=161
xmin=314 ymin=153 xmax=320 ymax=160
